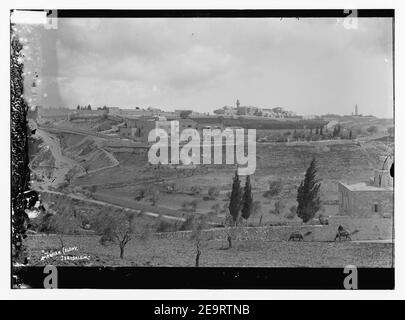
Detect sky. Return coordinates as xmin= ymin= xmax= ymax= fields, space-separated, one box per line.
xmin=30 ymin=17 xmax=393 ymax=118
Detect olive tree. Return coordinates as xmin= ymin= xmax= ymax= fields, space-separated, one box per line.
xmin=95 ymin=208 xmax=137 ymax=259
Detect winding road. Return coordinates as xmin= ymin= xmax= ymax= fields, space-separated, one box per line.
xmin=33 ymin=128 xmax=82 ymax=189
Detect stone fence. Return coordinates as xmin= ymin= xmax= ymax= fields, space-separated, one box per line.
xmin=155 ymin=216 xmax=393 ymax=242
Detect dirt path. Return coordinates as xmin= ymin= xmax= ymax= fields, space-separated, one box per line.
xmin=40 ymin=125 xmax=120 ymax=178
xmin=34 ymin=128 xmax=82 ymax=189
xmin=42 ymin=189 xmax=186 ymax=223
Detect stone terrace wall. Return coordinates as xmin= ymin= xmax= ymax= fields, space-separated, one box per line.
xmin=156 ymin=216 xmax=393 ymax=242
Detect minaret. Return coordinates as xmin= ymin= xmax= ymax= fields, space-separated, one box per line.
xmin=236 ymin=99 xmax=240 ymax=108
xmin=355 ymin=104 xmax=358 ymax=116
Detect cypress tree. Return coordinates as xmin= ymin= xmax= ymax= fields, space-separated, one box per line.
xmin=297 ymin=158 xmax=322 ymax=223
xmin=241 ymin=175 xmax=253 ymax=220
xmin=229 ymin=170 xmax=243 ymax=224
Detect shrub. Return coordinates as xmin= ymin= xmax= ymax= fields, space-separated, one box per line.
xmin=181 ymin=199 xmax=198 ymax=212
xmin=99 ymin=232 xmax=115 ymax=246
xmin=57 ymin=182 xmax=69 ymax=191
xmin=88 ymin=185 xmax=98 ymax=193
xmin=273 ymin=200 xmax=286 ymax=215
xmin=179 ymin=215 xmax=195 ymax=231
xmin=263 ymin=180 xmax=283 ymax=198
xmin=164 ymin=183 xmax=177 ymax=194
xmin=150 ymin=190 xmax=160 ymax=206
xmin=155 ymin=219 xmax=176 ymax=232
xmin=34 ymin=212 xmax=56 ymax=233
xmin=318 ymin=214 xmax=329 ymax=225
xmin=208 ymin=186 xmax=220 ymax=199
xmin=252 ymin=200 xmax=262 ymax=216
xmin=274 ymin=134 xmax=288 ymax=142
xmin=285 ymin=205 xmax=297 ymax=220
xmin=367 ymin=125 xmax=378 ymax=134
xmin=210 ymin=203 xmax=222 ymax=215
xmin=134 ymin=188 xmax=146 ymax=201
xmin=190 ymin=186 xmax=202 ymax=195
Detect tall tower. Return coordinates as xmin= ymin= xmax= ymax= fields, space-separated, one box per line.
xmin=355 ymin=104 xmax=358 ymax=116
xmin=236 ymin=99 xmax=240 ymax=109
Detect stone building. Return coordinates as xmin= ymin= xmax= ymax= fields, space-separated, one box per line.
xmin=119 ymin=116 xmax=198 ymax=142
xmin=338 ymin=164 xmax=393 ymax=218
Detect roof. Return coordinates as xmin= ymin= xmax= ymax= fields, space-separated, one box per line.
xmin=339 ymin=181 xmax=393 ymax=192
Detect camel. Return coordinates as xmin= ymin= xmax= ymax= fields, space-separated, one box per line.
xmin=334 ymin=225 xmax=359 ymax=241
xmin=288 ymin=231 xmax=312 ymax=241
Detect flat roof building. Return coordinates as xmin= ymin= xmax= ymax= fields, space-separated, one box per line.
xmin=338 ymin=167 xmax=393 ymax=218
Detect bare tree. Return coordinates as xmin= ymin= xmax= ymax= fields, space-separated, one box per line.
xmin=150 ymin=189 xmax=160 ymax=206
xmin=223 ymin=212 xmax=240 ymax=249
xmin=251 ymin=200 xmax=262 ymax=225
xmin=49 ymin=207 xmax=81 ymax=250
xmin=96 ymin=209 xmax=136 ymax=259
xmin=190 ymin=215 xmax=208 ymax=267
xmin=273 ymin=199 xmax=286 ymax=216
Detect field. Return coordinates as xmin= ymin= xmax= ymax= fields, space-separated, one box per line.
xmin=67 ymin=136 xmax=391 ymax=225
xmin=27 ymin=234 xmax=393 ymax=268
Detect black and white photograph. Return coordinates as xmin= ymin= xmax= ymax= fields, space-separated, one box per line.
xmin=4 ymin=2 xmax=402 ymax=297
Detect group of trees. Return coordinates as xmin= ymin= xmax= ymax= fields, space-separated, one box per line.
xmin=260 ymin=125 xmax=357 ymax=143
xmin=134 ymin=188 xmax=160 ymax=206
xmin=265 ymin=158 xmax=322 ymax=223
xmin=35 ymin=205 xmax=148 ymax=260
xmin=225 ymin=173 xmax=272 ymax=248
xmin=76 ymin=104 xmax=92 ymax=111
xmin=227 ymin=157 xmax=322 ymax=230
xmin=31 ymin=154 xmax=322 ymax=265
